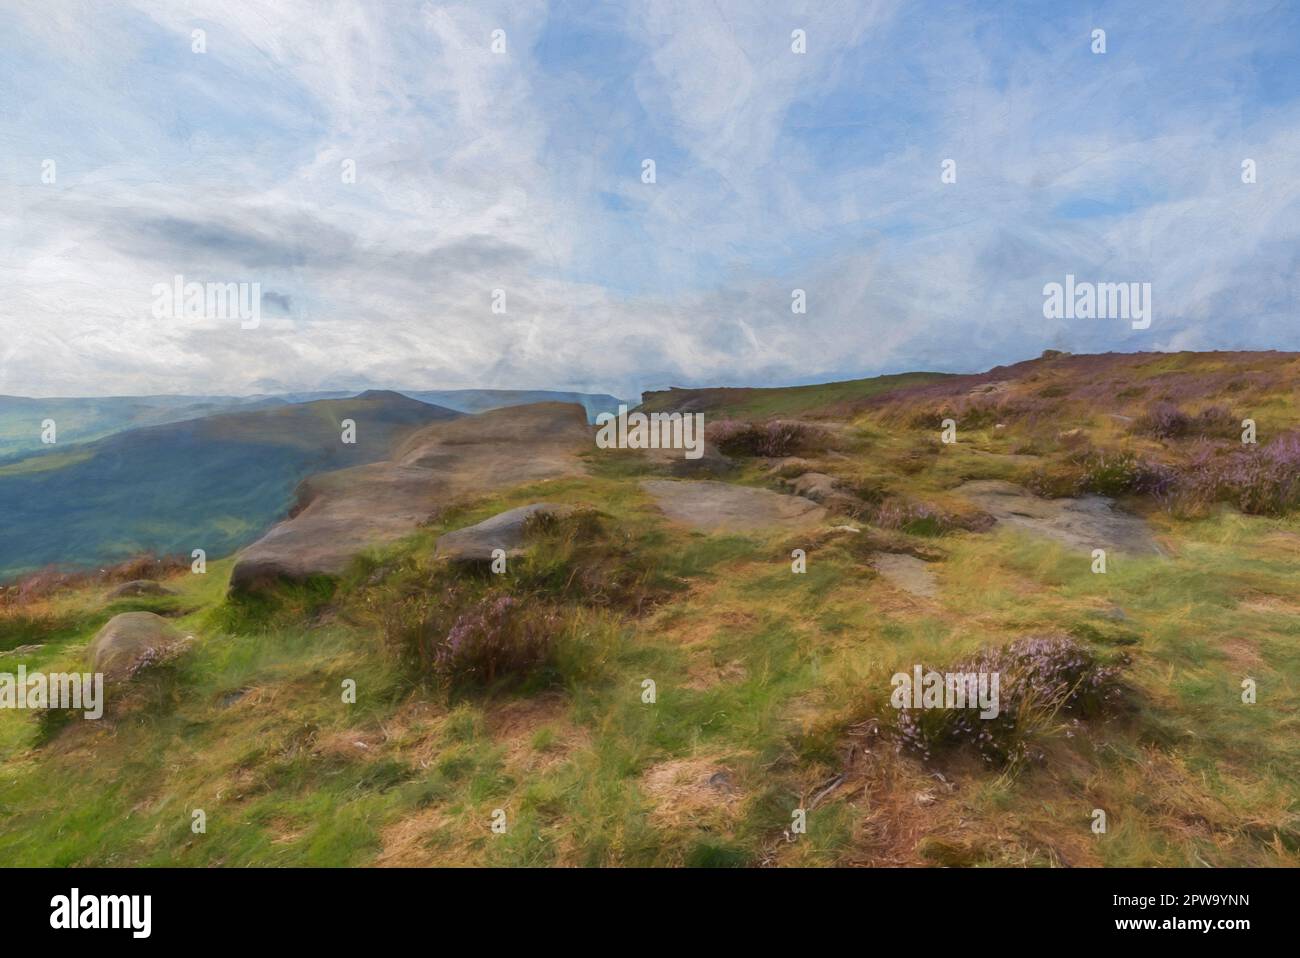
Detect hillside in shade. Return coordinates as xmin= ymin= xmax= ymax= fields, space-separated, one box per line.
xmin=0 ymin=392 xmax=458 ymax=579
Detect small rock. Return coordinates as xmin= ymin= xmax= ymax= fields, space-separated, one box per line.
xmin=707 ymin=770 xmax=736 ymax=793
xmin=0 ymin=643 xmax=44 ymax=657
xmin=765 ymin=456 xmax=814 ymax=477
xmin=786 ymin=472 xmax=838 ymax=501
xmin=106 ymin=579 xmax=176 ymax=599
xmin=435 ymin=503 xmax=574 ymax=562
xmin=87 ymin=612 xmax=192 ymax=679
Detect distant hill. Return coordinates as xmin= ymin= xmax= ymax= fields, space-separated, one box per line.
xmin=0 ymin=389 xmax=624 ymax=460
xmin=0 ymin=393 xmax=458 ymax=580
xmin=399 ymin=389 xmax=626 ymax=421
xmin=637 ymin=371 xmax=954 ymax=418
xmin=636 ymin=351 xmax=1300 ymax=425
xmin=0 ymin=394 xmax=288 ymax=461
xmin=263 ymin=389 xmax=627 ymax=419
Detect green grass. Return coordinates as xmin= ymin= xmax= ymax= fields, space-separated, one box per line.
xmin=3 ymin=354 xmax=1299 ymax=866
xmin=636 ymin=371 xmax=954 ymax=418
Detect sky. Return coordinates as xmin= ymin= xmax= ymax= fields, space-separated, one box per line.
xmin=1 ymin=0 xmax=1297 ymax=400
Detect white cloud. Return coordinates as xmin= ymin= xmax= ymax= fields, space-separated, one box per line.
xmin=0 ymin=0 xmax=1296 ymax=400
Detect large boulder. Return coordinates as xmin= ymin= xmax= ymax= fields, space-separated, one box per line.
xmin=229 ymin=463 xmax=442 ymax=591
xmin=87 ymin=612 xmax=191 ymax=679
xmin=231 ymin=402 xmax=592 ymax=592
xmin=435 ymin=503 xmax=574 ymax=562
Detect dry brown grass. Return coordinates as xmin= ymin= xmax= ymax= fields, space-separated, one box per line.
xmin=641 ymin=755 xmax=744 ymax=829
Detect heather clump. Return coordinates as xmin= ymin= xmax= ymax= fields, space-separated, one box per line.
xmin=903 ymin=394 xmax=1062 ymax=434
xmin=705 ymin=418 xmax=829 ymax=458
xmin=373 ymin=508 xmax=670 ymax=690
xmin=873 ymin=497 xmax=992 ymax=537
xmin=1028 ymin=448 xmax=1175 ymax=499
xmin=434 ymin=595 xmax=559 ymax=688
xmin=909 ymin=403 xmax=999 ymax=431
xmin=1133 ymin=402 xmax=1238 ymax=440
xmin=893 ymin=635 xmax=1126 ymax=765
xmin=513 ymin=508 xmax=678 ymax=612
xmin=1171 ymin=433 xmax=1300 ymax=516
xmin=380 ymin=582 xmax=560 ymax=691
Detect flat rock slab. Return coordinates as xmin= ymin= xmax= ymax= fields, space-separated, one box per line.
xmin=88 ymin=612 xmax=192 ymax=679
xmin=872 ymin=553 xmax=939 ymax=598
xmin=640 ymin=479 xmax=826 ymax=533
xmin=436 ymin=503 xmax=573 ymax=561
xmin=955 ymin=480 xmax=1162 ymax=555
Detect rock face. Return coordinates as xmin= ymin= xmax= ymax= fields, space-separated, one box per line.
xmin=230 ymin=403 xmax=592 ymax=591
xmin=435 ymin=503 xmax=574 ymax=562
xmin=106 ymin=579 xmax=176 ymax=599
xmin=88 ymin=612 xmax=191 ymax=678
xmin=955 ymin=480 xmax=1163 ymax=555
xmin=640 ymin=479 xmax=826 ymax=533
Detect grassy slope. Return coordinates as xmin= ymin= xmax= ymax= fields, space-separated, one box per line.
xmin=1 ymin=353 xmax=1297 ymax=866
xmin=0 ymin=390 xmax=624 ymax=461
xmin=637 ymin=371 xmax=954 ymax=418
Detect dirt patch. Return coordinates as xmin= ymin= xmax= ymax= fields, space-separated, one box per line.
xmin=486 ymin=694 xmax=587 ymax=773
xmin=684 ymin=657 xmax=748 ymax=690
xmin=641 ymin=757 xmax=742 ymax=828
xmin=647 ymin=575 xmax=761 ymax=646
xmin=374 ymin=807 xmax=457 ymax=867
xmin=1238 ymin=593 xmax=1300 ymax=616
xmin=1221 ymin=637 xmax=1262 ymax=669
xmin=778 ymin=724 xmax=1103 ymax=867
xmin=1261 ymin=530 xmax=1300 ymax=553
